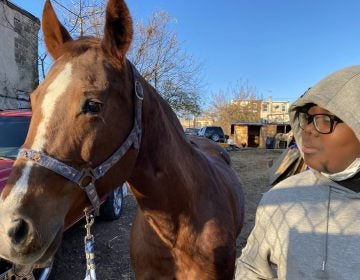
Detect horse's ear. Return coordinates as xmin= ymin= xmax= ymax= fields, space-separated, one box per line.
xmin=42 ymin=0 xmax=72 ymax=59
xmin=102 ymin=0 xmax=133 ymax=62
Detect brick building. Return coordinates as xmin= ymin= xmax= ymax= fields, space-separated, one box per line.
xmin=0 ymin=0 xmax=40 ymax=109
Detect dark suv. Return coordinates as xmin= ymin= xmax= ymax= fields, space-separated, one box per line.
xmin=198 ymin=126 xmax=226 ymax=143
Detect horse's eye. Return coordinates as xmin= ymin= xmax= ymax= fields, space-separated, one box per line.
xmin=82 ymin=100 xmax=103 ymax=114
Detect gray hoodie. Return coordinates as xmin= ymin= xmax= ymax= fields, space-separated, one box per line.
xmin=235 ymin=66 xmax=360 ymax=280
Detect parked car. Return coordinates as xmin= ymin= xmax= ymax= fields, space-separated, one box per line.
xmin=198 ymin=126 xmax=226 ymax=143
xmin=0 ymin=110 xmax=126 ymax=279
xmin=184 ymin=127 xmax=200 ymax=136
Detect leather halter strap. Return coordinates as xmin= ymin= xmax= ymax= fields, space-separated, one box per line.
xmin=17 ymin=61 xmax=143 ymax=216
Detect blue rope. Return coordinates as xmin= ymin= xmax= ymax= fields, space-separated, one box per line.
xmin=84 ymin=210 xmax=97 ymax=280
xmin=84 ymin=239 xmax=97 ymax=280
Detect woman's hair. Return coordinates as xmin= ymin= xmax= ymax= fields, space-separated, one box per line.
xmin=291 ymin=102 xmax=316 ymax=113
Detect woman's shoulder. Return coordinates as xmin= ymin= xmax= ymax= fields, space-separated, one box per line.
xmin=272 ymin=170 xmax=317 ymax=188
xmin=262 ymin=170 xmax=324 ymax=204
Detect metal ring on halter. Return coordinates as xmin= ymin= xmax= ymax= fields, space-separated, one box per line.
xmin=135 ymin=80 xmax=144 ymax=100
xmin=78 ymin=169 xmax=97 ymax=189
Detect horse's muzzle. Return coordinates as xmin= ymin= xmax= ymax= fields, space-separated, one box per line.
xmin=0 ymin=216 xmax=62 ymax=266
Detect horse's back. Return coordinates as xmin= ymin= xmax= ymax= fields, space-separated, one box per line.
xmin=188 ymin=135 xmax=231 ymax=165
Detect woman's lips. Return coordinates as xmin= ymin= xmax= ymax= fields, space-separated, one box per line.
xmin=302 ymin=145 xmax=318 ymax=154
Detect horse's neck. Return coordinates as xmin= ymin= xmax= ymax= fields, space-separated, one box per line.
xmin=127 ymin=88 xmax=213 ymax=247
xmin=128 ymin=85 xmax=192 ymax=197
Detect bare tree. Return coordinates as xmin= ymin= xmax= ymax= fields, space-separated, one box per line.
xmin=128 ymin=11 xmax=202 ymax=116
xmin=38 ymin=0 xmax=105 ymax=79
xmin=205 ymin=80 xmax=261 ymax=134
xmin=52 ymin=0 xmax=105 ymax=37
xmin=48 ymin=1 xmax=202 ymax=116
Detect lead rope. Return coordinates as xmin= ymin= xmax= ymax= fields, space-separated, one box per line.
xmin=84 ymin=208 xmax=97 ymax=280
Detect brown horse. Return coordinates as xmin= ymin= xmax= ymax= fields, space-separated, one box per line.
xmin=0 ymin=0 xmax=244 ymax=279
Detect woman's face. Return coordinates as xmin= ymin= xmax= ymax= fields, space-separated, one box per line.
xmin=301 ymin=105 xmax=360 ymax=173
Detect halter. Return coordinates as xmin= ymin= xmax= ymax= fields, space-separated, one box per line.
xmin=16 ymin=61 xmax=143 ymax=216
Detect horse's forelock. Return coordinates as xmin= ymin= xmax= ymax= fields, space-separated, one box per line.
xmin=59 ymin=37 xmax=125 ymax=70
xmin=61 ymin=37 xmax=102 ymax=58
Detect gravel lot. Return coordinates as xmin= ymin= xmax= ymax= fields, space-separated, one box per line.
xmin=50 ymin=148 xmax=283 ymax=279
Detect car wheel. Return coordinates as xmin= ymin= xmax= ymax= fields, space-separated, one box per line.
xmin=0 ymin=258 xmax=54 ymax=280
xmin=99 ymin=184 xmax=124 ymax=221
xmin=211 ymin=134 xmax=220 ymax=142
xmin=34 ymin=261 xmax=54 ymax=280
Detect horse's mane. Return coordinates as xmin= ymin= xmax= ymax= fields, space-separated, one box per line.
xmin=142 ymin=78 xmax=186 ymax=138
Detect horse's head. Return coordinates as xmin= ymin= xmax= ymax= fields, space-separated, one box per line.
xmin=0 ymin=0 xmax=138 ymax=266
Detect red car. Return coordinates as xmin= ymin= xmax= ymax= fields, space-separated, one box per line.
xmin=0 ymin=110 xmax=126 ymax=279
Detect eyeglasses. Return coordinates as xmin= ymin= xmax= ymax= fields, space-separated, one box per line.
xmin=297 ymin=112 xmax=343 ymax=134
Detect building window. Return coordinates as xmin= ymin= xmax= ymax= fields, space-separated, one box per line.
xmin=281 ymin=104 xmax=286 ymax=112
xmin=262 ymin=103 xmax=268 ymax=112
xmin=14 ymin=17 xmax=21 ymax=33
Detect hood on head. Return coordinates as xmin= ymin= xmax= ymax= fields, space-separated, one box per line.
xmin=290 ymin=65 xmax=360 ymax=148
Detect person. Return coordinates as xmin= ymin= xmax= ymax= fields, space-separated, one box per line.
xmin=287 ymin=135 xmax=296 ymax=148
xmin=235 ymin=65 xmax=360 ymax=280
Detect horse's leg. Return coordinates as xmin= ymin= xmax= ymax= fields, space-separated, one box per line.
xmin=130 ymin=210 xmax=176 ymax=279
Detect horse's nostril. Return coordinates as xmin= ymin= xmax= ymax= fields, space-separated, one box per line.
xmin=8 ymin=219 xmax=29 ymax=245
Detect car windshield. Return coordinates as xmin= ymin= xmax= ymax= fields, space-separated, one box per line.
xmin=0 ymin=116 xmax=30 ymax=159
xmin=207 ymin=127 xmax=223 ymax=135
xmin=185 ymin=128 xmax=199 ymax=135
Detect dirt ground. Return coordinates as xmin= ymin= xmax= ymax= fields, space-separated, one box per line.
xmin=49 ymin=148 xmax=283 ymax=279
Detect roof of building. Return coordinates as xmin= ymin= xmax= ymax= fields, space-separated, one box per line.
xmin=1 ymin=0 xmax=40 ymax=24
xmin=231 ymin=121 xmax=290 ymax=126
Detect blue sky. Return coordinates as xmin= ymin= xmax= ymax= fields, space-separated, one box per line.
xmin=11 ymin=0 xmax=360 ymax=104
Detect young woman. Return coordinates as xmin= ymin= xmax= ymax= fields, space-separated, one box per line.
xmin=236 ymin=66 xmax=360 ymax=280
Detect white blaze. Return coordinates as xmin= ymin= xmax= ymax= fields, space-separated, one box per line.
xmin=32 ymin=63 xmax=73 ymax=151
xmin=0 ymin=63 xmax=73 ymax=206
xmin=1 ymin=162 xmax=33 ymax=206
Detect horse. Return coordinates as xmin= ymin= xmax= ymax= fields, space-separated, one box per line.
xmin=274 ymin=130 xmax=294 ymax=149
xmin=0 ymin=0 xmax=244 ymax=279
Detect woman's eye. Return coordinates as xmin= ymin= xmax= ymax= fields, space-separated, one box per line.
xmin=83 ymin=100 xmax=103 ymax=114
xmin=320 ymin=116 xmax=331 ymax=123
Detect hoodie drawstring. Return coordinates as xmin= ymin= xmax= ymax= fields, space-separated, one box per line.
xmin=322 ymin=187 xmax=331 ymax=272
